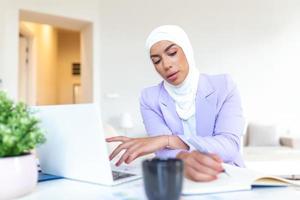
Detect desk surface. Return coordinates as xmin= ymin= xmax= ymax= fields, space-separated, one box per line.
xmin=19 ymin=157 xmax=300 ymax=200
xmin=19 ymin=178 xmax=300 ymax=200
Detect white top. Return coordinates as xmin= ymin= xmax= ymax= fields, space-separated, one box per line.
xmin=181 ymin=115 xmax=197 ymax=151
xmin=181 ymin=115 xmax=208 ymax=153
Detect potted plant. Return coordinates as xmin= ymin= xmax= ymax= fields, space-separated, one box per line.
xmin=0 ymin=91 xmax=45 ymax=200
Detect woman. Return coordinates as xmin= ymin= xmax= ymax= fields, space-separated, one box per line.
xmin=107 ymin=25 xmax=245 ymax=182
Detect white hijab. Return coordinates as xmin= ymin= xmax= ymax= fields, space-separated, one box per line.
xmin=146 ymin=25 xmax=200 ymax=120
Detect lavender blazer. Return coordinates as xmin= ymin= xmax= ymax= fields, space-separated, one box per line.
xmin=140 ymin=74 xmax=245 ymax=167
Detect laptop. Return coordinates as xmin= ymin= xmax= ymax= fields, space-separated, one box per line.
xmin=32 ymin=103 xmax=141 ymax=185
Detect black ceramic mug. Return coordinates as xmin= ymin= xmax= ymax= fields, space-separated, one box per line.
xmin=142 ymin=158 xmax=183 ymax=200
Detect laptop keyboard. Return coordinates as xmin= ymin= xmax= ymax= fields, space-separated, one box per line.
xmin=112 ymin=170 xmax=135 ymax=181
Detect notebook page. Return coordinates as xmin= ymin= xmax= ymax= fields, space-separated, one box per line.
xmin=182 ymin=164 xmax=254 ymax=195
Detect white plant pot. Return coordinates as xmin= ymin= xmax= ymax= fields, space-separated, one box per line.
xmin=0 ymin=153 xmax=37 ymax=200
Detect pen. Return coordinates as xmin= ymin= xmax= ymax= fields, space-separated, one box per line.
xmin=188 ymin=137 xmax=230 ymax=177
xmin=222 ymin=169 xmax=230 ymax=177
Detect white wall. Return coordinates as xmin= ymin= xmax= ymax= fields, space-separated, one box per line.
xmin=0 ymin=0 xmax=101 ymax=103
xmin=1 ymin=0 xmax=300 ymax=136
xmin=0 ymin=3 xmax=5 ymax=88
xmin=0 ymin=1 xmax=19 ymax=97
xmin=99 ymin=0 xmax=300 ymax=135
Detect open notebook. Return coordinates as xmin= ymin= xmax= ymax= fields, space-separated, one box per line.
xmin=182 ymin=163 xmax=300 ymax=195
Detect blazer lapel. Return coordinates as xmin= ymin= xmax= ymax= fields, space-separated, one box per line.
xmin=158 ymin=83 xmax=184 ymax=135
xmin=195 ymin=75 xmax=217 ymax=136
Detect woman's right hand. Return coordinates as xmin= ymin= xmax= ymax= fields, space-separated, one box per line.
xmin=176 ymin=150 xmax=223 ymax=182
xmin=106 ymin=136 xmax=168 ymax=166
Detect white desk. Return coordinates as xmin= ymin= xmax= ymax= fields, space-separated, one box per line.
xmin=18 ymin=156 xmax=300 ymax=200
xmin=18 ymin=178 xmax=300 ymax=200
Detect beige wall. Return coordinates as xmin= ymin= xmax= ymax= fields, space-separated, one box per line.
xmin=21 ymin=21 xmax=58 ymax=105
xmin=20 ymin=23 xmax=81 ymax=105
xmin=80 ymin=25 xmax=93 ymax=103
xmin=57 ymin=30 xmax=81 ymax=104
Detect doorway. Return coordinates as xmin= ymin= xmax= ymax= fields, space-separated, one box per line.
xmin=18 ymin=33 xmax=31 ymax=104
xmin=18 ymin=10 xmax=93 ymax=105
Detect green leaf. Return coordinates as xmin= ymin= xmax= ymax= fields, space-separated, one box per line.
xmin=0 ymin=91 xmax=46 ymax=157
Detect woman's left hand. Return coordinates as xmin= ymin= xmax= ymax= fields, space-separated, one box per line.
xmin=106 ymin=136 xmax=167 ymax=166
